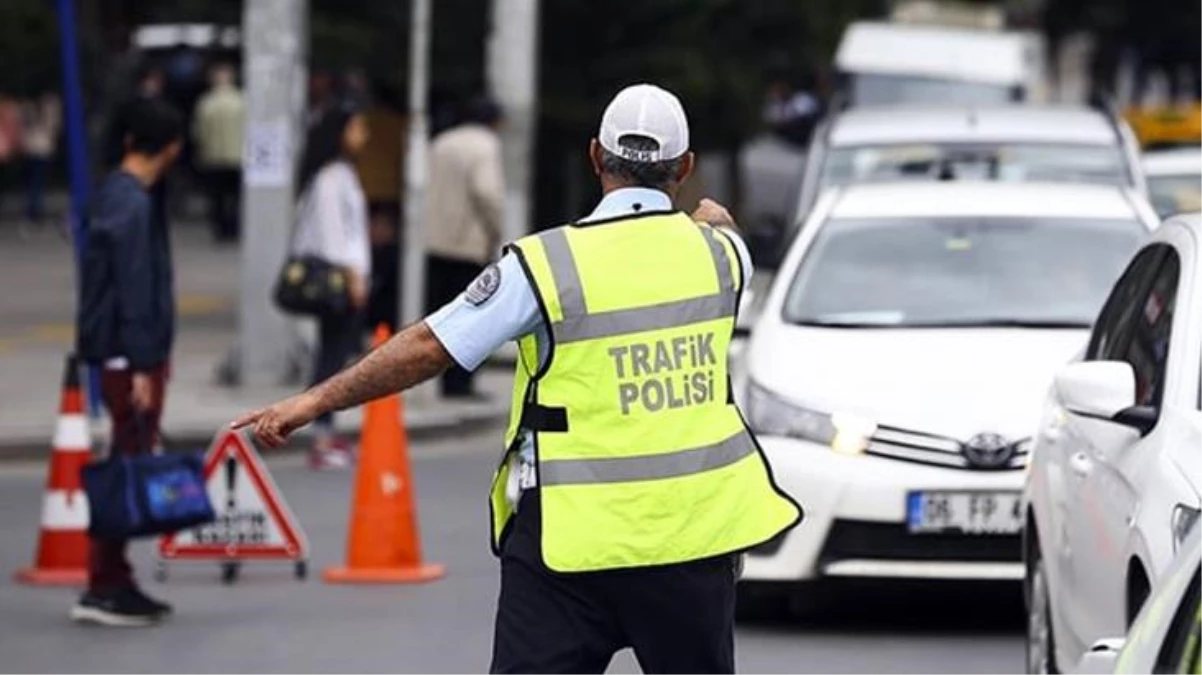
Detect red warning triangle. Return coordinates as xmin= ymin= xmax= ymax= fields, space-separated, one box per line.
xmin=159 ymin=430 xmax=309 ymax=561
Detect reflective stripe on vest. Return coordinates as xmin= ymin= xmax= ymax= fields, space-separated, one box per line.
xmin=541 ymin=226 xmax=738 ymax=343
xmin=539 ymin=431 xmax=755 ymax=486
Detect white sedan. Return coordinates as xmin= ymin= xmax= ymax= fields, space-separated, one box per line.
xmin=1024 ymin=213 xmax=1202 ymax=673
xmin=736 ymin=181 xmax=1156 ymax=616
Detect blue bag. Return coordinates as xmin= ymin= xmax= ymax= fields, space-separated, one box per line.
xmin=82 ymin=451 xmax=215 ymax=540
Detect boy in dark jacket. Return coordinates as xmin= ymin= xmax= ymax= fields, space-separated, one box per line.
xmin=73 ymin=99 xmax=182 ymax=626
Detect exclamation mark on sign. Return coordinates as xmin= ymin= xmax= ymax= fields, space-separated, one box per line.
xmin=225 ymin=452 xmax=238 ymax=512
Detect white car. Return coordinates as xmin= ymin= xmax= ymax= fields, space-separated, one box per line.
xmin=1144 ymin=148 xmax=1202 ymax=220
xmin=789 ymin=105 xmax=1147 ymax=233
xmin=1075 ymin=525 xmax=1200 ymax=674
xmin=1024 ymin=213 xmax=1202 ymax=673
xmin=737 ymin=181 xmax=1156 ymax=616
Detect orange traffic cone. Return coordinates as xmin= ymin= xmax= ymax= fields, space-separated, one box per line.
xmin=15 ymin=354 xmax=92 ymax=586
xmin=323 ymin=326 xmax=445 ymax=584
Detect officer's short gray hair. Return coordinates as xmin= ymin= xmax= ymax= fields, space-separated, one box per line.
xmin=599 ymin=135 xmax=686 ymax=192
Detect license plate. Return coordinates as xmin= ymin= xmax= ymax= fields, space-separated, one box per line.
xmin=907 ymin=491 xmax=1023 ymax=535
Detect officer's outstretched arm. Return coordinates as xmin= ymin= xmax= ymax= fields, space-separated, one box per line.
xmin=310 ymin=320 xmax=452 ymax=414
xmin=232 ymin=321 xmax=452 ymax=448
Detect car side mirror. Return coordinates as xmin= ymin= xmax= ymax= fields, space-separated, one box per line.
xmin=1055 ymin=361 xmax=1157 ymax=436
xmin=1074 ymin=638 xmax=1125 ymax=674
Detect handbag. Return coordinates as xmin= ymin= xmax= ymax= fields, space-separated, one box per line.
xmin=273 ymin=254 xmax=353 ymax=318
xmin=81 ymin=420 xmax=215 ymax=540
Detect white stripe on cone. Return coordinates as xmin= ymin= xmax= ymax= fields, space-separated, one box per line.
xmin=40 ymin=490 xmax=90 ymax=530
xmin=52 ymin=414 xmax=91 ymax=451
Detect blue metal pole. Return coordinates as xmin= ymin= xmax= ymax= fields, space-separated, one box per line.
xmin=55 ymin=0 xmax=102 ymax=416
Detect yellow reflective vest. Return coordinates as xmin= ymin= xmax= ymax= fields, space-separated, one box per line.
xmin=490 ymin=211 xmax=802 ymax=572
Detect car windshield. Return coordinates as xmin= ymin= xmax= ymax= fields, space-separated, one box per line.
xmin=1147 ymin=173 xmax=1202 ymax=218
xmin=821 ymin=144 xmax=1130 ymax=189
xmin=850 ymin=73 xmax=1016 ymax=106
xmin=784 ymin=216 xmax=1145 ymax=328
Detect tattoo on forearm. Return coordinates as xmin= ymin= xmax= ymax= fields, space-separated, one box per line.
xmin=310 ymin=321 xmax=452 ymax=414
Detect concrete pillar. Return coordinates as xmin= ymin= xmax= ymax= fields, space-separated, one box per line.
xmin=239 ymin=0 xmax=308 ymax=385
xmin=488 ymin=0 xmax=540 ymax=243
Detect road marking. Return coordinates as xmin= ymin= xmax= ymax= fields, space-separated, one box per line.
xmin=31 ymin=323 xmax=74 ymax=342
xmin=0 ymin=294 xmax=232 ymax=349
xmin=178 ymin=294 xmax=233 ymax=316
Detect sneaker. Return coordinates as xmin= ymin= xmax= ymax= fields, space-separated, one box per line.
xmin=331 ymin=438 xmax=358 ymax=460
xmin=69 ymin=589 xmax=161 ymax=627
xmin=308 ymin=446 xmax=352 ymax=471
xmin=127 ymin=585 xmax=173 ymax=617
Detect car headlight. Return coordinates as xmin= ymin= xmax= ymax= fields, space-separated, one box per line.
xmin=745 ymin=381 xmax=876 ymax=455
xmin=1171 ymin=504 xmax=1200 ymax=552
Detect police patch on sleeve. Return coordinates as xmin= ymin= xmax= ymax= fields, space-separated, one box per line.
xmin=464 ymin=263 xmax=502 ymax=306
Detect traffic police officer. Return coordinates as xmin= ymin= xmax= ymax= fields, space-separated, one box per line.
xmin=235 ymin=83 xmax=802 ymax=674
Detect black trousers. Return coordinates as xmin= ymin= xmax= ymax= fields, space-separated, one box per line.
xmin=425 ymin=254 xmax=484 ymax=396
xmin=204 ymin=167 xmax=241 ymax=242
xmin=490 ymin=492 xmax=737 ymax=674
xmin=312 ymin=311 xmax=362 ymax=428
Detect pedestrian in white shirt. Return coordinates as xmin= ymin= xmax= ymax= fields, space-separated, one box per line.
xmin=290 ymin=104 xmax=371 ymax=469
xmin=424 ymin=97 xmax=506 ymax=399
xmin=193 ymin=63 xmax=245 ymax=242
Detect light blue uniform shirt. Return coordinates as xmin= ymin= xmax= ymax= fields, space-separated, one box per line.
xmin=426 ymin=188 xmax=753 ymax=496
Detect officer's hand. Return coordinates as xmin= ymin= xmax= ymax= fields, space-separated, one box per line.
xmin=231 ymin=392 xmax=322 ymax=448
xmin=691 ymin=198 xmax=736 ymax=230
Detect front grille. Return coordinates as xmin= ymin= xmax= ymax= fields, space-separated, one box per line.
xmin=865 ymin=424 xmax=1028 ymax=471
xmin=820 ymin=519 xmax=1021 ymax=564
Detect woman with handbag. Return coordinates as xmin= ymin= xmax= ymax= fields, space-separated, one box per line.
xmin=289 ymin=104 xmax=372 ymax=470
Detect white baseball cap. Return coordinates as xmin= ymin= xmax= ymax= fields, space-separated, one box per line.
xmin=598 ymin=84 xmax=690 ymax=163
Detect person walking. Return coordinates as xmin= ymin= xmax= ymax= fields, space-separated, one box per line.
xmin=193 ymin=63 xmax=245 ymax=243
xmin=424 ymin=96 xmax=506 ymax=399
xmin=21 ymin=90 xmax=60 ymax=227
xmin=73 ymin=99 xmax=183 ymax=626
xmin=289 ymin=105 xmax=372 ymax=470
xmin=235 ymin=84 xmax=802 ymax=673
xmin=0 ymin=91 xmax=24 ymax=222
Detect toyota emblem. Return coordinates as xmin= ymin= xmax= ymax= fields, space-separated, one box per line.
xmin=962 ymin=432 xmax=1015 ymax=469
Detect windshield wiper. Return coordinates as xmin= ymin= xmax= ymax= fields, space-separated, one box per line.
xmin=794 ymin=319 xmax=892 ymax=329
xmin=898 ymin=318 xmax=1091 ymax=329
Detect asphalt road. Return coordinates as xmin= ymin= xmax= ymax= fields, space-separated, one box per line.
xmin=0 ymin=424 xmax=1023 ymax=673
